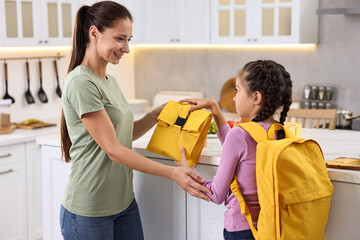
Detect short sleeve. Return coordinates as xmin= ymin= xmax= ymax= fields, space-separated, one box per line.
xmin=66 ymin=77 xmax=105 ymax=117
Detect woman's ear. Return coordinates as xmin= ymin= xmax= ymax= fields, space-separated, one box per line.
xmin=89 ymin=25 xmax=98 ymax=41
xmin=253 ymin=91 xmax=263 ymax=105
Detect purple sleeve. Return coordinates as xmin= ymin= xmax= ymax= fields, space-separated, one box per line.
xmin=217 ymin=123 xmax=231 ymax=145
xmin=203 ymin=127 xmax=248 ymax=204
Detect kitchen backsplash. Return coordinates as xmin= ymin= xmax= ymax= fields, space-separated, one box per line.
xmin=0 ymin=49 xmax=135 ymax=122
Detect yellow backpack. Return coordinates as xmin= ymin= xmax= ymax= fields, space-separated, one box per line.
xmin=230 ymin=122 xmax=333 ymax=240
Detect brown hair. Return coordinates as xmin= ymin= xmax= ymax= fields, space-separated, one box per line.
xmin=240 ymin=60 xmax=292 ymax=138
xmin=61 ymin=1 xmax=133 ymax=162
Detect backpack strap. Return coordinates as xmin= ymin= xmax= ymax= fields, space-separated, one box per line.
xmin=230 ymin=175 xmax=258 ymax=238
xmin=236 ymin=122 xmax=268 ymax=143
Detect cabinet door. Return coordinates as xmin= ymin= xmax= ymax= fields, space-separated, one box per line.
xmin=176 ymin=0 xmax=210 ymax=44
xmin=41 ymin=145 xmax=71 ymax=240
xmin=0 ymin=0 xmax=40 ymax=46
xmin=0 ymin=162 xmax=27 ymax=240
xmin=26 ymin=141 xmax=43 ymax=240
xmin=40 ymin=0 xmax=77 ymax=46
xmin=252 ymin=0 xmax=299 ymax=44
xmin=133 ymin=158 xmax=186 ymax=240
xmin=211 ymin=0 xmax=253 ymax=44
xmin=187 ymin=164 xmax=227 ymax=240
xmin=324 ymin=181 xmax=360 ymax=240
xmin=143 ymin=0 xmax=175 ymax=43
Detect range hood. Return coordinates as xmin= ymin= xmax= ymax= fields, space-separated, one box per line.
xmin=316 ymin=8 xmax=360 ymax=15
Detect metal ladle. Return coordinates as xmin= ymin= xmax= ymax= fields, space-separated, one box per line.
xmin=37 ymin=60 xmax=48 ymax=103
xmin=53 ymin=60 xmax=62 ymax=97
xmin=3 ymin=61 xmax=15 ymax=103
xmin=25 ymin=60 xmax=35 ymax=104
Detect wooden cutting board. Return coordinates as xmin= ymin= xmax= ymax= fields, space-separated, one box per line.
xmin=326 ymin=157 xmax=360 ymax=171
xmin=0 ymin=124 xmax=16 ymax=134
xmin=16 ymin=122 xmax=56 ymax=129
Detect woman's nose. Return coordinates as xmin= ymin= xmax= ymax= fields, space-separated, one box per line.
xmin=122 ymin=41 xmax=130 ymax=54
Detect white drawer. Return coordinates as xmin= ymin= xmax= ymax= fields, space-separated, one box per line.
xmin=0 ymin=144 xmax=26 ymax=165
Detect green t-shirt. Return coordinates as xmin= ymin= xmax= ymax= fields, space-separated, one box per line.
xmin=62 ymin=65 xmax=134 ymax=217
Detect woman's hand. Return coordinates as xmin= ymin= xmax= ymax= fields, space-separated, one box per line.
xmin=171 ymin=166 xmax=212 ymax=202
xmin=179 ymin=98 xmax=218 ymax=112
xmin=173 ymin=147 xmax=211 ymax=201
xmin=149 ymin=102 xmax=167 ymax=120
xmin=174 ymin=147 xmax=193 ymax=168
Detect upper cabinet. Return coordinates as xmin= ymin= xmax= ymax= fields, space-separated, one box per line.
xmin=211 ymin=0 xmax=319 ymax=44
xmin=0 ymin=0 xmax=77 ymax=47
xmin=140 ymin=0 xmax=210 ymax=44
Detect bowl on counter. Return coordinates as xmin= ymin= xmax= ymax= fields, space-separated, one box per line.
xmin=127 ymin=99 xmax=148 ymax=113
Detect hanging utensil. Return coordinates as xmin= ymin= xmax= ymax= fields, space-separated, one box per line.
xmin=37 ymin=60 xmax=48 ymax=103
xmin=25 ymin=60 xmax=35 ymax=104
xmin=3 ymin=62 xmax=15 ymax=104
xmin=53 ymin=60 xmax=62 ymax=97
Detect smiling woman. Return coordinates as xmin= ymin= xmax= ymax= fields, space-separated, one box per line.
xmin=59 ymin=1 xmax=211 ymax=240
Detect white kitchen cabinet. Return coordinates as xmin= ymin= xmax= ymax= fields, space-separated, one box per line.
xmin=211 ymin=0 xmax=318 ymax=44
xmin=133 ymin=158 xmax=186 ymax=240
xmin=142 ymin=0 xmax=210 ymax=44
xmin=187 ymin=164 xmax=227 ymax=240
xmin=0 ymin=144 xmax=27 ymax=240
xmin=25 ymin=141 xmax=43 ymax=240
xmin=0 ymin=0 xmax=77 ymax=47
xmin=41 ymin=145 xmax=70 ymax=240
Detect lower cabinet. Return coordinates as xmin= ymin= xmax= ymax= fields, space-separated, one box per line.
xmin=133 ymin=158 xmax=227 ymax=240
xmin=0 ymin=141 xmax=46 ymax=240
xmin=26 ymin=141 xmax=43 ymax=240
xmin=41 ymin=145 xmax=70 ymax=240
xmin=0 ymin=160 xmax=27 ymax=240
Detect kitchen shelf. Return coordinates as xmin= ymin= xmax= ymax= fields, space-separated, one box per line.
xmin=316 ymin=8 xmax=360 ymax=15
xmin=0 ymin=54 xmax=64 ymax=61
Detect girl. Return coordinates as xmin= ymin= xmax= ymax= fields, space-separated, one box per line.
xmin=178 ymin=60 xmax=292 ymax=240
xmin=60 ymin=1 xmax=211 ymax=239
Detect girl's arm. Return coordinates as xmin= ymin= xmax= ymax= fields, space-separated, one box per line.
xmin=81 ymin=110 xmax=212 ymax=201
xmin=179 ymin=98 xmax=227 ymax=131
xmin=132 ymin=103 xmax=166 ymax=140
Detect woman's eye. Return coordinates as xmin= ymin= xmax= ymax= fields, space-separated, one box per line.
xmin=116 ymin=38 xmax=124 ymax=42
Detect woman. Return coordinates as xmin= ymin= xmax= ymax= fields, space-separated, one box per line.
xmin=60 ymin=1 xmax=211 ymax=239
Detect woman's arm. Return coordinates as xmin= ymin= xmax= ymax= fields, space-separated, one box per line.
xmin=133 ymin=103 xmax=165 ymax=140
xmin=82 ymin=110 xmax=211 ymax=201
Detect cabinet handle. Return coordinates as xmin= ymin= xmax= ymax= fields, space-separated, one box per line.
xmin=0 ymin=153 xmax=11 ymax=159
xmin=38 ymin=40 xmax=43 ymax=44
xmin=171 ymin=38 xmax=175 ymax=42
xmin=0 ymin=169 xmax=13 ymax=175
xmin=44 ymin=40 xmax=48 ymax=44
xmin=176 ymin=39 xmax=180 ymax=42
xmin=253 ymin=38 xmax=258 ymax=42
xmin=247 ymin=39 xmax=252 ymax=42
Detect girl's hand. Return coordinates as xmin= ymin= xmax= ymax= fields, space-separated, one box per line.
xmin=179 ymin=98 xmax=218 ymax=112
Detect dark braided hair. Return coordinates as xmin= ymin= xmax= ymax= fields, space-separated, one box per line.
xmin=240 ymin=60 xmax=292 ymax=128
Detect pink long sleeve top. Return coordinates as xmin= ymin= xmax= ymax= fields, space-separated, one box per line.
xmin=203 ymin=122 xmax=274 ymax=232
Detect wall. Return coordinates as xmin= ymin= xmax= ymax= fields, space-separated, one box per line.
xmin=133 ymin=0 xmax=360 ymax=117
xmin=0 ymin=47 xmax=135 ymax=122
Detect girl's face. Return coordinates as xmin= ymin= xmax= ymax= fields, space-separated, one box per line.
xmin=233 ymin=73 xmax=261 ymax=119
xmin=96 ymin=18 xmax=133 ymax=65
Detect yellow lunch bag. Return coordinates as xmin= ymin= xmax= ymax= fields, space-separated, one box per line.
xmin=230 ymin=122 xmax=333 ymax=240
xmin=146 ymin=101 xmax=212 ymax=167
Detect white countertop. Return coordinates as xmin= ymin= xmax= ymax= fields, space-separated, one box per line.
xmin=0 ymin=124 xmax=59 ymax=147
xmin=36 ymin=124 xmax=360 ymax=184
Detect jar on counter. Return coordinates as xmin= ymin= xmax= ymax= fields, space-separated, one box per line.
xmin=303 ymin=85 xmax=311 ymax=100
xmin=325 ymin=86 xmax=334 ymax=101
xmin=318 ymin=86 xmax=325 ymax=101
xmin=310 ymin=101 xmax=318 ymax=109
xmin=311 ymin=86 xmax=318 ymax=100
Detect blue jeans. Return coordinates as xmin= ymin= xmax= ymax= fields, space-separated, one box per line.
xmin=60 ymin=199 xmax=144 ymax=240
xmin=223 ymin=228 xmax=255 ymax=240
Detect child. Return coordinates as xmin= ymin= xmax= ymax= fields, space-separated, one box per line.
xmin=178 ymin=60 xmax=292 ymax=240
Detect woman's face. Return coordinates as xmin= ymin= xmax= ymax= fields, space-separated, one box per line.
xmin=233 ymin=74 xmax=256 ymax=119
xmin=96 ymin=18 xmax=133 ymax=65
